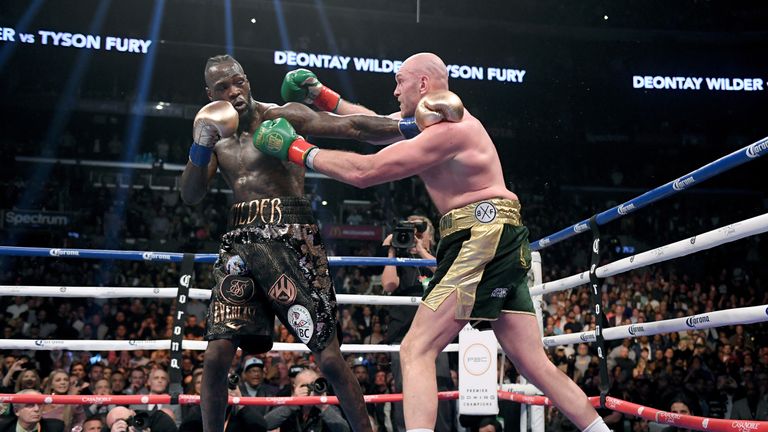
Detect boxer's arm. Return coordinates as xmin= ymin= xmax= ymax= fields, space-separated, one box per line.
xmin=264 ymin=103 xmax=401 ymax=143
xmin=334 ymin=99 xmax=377 ymax=116
xmin=180 ymin=154 xmax=218 ymax=205
xmin=311 ymin=123 xmax=461 ymax=188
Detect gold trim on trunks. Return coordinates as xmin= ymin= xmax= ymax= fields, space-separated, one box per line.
xmin=422 ymin=223 xmax=504 ymax=320
xmin=439 ymin=198 xmax=521 ymax=238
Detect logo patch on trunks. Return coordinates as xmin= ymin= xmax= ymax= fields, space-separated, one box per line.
xmin=219 ymin=275 xmax=255 ymax=305
xmin=490 ymin=288 xmax=508 ymax=298
xmin=288 ymin=305 xmax=314 ymax=344
xmin=225 ymin=255 xmax=248 ymax=275
xmin=475 ymin=202 xmax=497 ymax=223
xmin=269 ymin=274 xmax=298 ymax=305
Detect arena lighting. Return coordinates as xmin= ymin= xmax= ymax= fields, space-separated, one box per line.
xmin=105 ymin=0 xmax=165 ymax=250
xmin=0 ymin=0 xmax=43 ymax=72
xmin=10 ymin=0 xmax=112 ymax=245
xmin=272 ymin=0 xmax=292 ymax=51
xmin=224 ymin=0 xmax=234 ymax=55
xmin=312 ymin=0 xmax=357 ymax=101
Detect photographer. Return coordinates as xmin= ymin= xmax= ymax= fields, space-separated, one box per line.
xmin=105 ymin=406 xmax=177 ymax=432
xmin=264 ymin=369 xmax=350 ymax=432
xmin=380 ymin=216 xmax=456 ymax=432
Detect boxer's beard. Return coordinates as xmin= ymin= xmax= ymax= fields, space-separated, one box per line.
xmin=237 ymin=99 xmax=256 ymax=134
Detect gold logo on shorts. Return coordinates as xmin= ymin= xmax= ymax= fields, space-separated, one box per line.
xmin=269 ymin=274 xmax=297 ymax=305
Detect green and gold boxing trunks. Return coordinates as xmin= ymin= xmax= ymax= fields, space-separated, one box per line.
xmin=423 ymin=198 xmax=535 ymax=320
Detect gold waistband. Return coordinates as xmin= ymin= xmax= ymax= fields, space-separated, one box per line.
xmin=438 ymin=199 xmax=522 ymax=238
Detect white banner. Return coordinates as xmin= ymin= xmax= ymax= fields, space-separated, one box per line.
xmin=459 ymin=326 xmax=499 ymax=415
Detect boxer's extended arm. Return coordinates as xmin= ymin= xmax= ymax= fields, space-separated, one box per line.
xmin=264 ymin=103 xmax=401 ymax=143
xmin=310 ymin=125 xmax=460 ymax=188
xmin=253 ymin=117 xmax=461 ymax=188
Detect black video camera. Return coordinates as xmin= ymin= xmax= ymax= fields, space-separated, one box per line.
xmin=391 ymin=220 xmax=428 ymax=253
xmin=126 ymin=412 xmax=150 ymax=432
xmin=303 ymin=377 xmax=328 ymax=395
xmin=227 ymin=372 xmax=240 ymax=390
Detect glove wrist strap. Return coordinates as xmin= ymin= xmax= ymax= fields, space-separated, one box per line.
xmin=314 ymin=86 xmax=341 ymax=112
xmin=398 ymin=117 xmax=420 ymax=139
xmin=287 ymin=137 xmax=317 ymax=167
xmin=189 ymin=143 xmax=212 ymax=167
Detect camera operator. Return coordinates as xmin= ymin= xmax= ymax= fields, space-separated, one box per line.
xmin=264 ymin=369 xmax=350 ymax=432
xmin=380 ymin=215 xmax=457 ymax=432
xmin=105 ymin=406 xmax=177 ymax=432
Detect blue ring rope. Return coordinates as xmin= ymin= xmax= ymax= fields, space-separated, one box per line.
xmin=0 ymin=246 xmax=435 ymax=267
xmin=530 ymin=136 xmax=768 ymax=251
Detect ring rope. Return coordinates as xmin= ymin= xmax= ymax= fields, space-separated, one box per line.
xmin=2 ymin=392 xmax=764 ymax=432
xmin=0 ymin=246 xmax=436 ymax=267
xmin=531 ymin=212 xmax=768 ymax=296
xmin=0 ymin=304 xmax=761 ymax=352
xmin=543 ymin=304 xmax=768 ymax=347
xmin=0 ymin=339 xmax=460 ymax=353
xmin=530 ymin=136 xmax=768 ymax=251
xmin=0 ymin=287 xmax=421 ymax=306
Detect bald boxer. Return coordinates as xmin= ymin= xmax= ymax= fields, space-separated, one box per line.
xmin=181 ymin=54 xmax=409 ymax=432
xmin=254 ymin=52 xmax=611 ymax=432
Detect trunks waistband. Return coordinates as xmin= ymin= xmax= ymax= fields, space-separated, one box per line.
xmin=438 ymin=198 xmax=522 ymax=238
xmin=228 ymin=196 xmax=315 ymax=229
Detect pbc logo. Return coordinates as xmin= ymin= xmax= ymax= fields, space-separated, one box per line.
xmin=219 ymin=275 xmax=255 ymax=305
xmin=269 ymin=274 xmax=298 ymax=305
xmin=288 ymin=305 xmax=314 ymax=344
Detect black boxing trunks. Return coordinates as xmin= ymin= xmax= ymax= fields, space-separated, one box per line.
xmin=423 ymin=198 xmax=535 ymax=320
xmin=205 ymin=196 xmax=339 ymax=353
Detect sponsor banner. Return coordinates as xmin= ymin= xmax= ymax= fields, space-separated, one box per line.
xmin=2 ymin=210 xmax=72 ymax=228
xmin=321 ymin=225 xmax=383 ymax=241
xmin=458 ymin=326 xmax=499 ymax=415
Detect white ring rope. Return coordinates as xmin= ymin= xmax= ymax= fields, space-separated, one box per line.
xmin=0 ymin=304 xmax=762 ymax=352
xmin=543 ymin=304 xmax=768 ymax=347
xmin=0 ymin=338 xmax=460 ymax=353
xmin=0 ymin=286 xmax=421 ymax=306
xmin=531 ymin=212 xmax=768 ymax=296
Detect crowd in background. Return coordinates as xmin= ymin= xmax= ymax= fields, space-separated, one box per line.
xmin=1 ymin=126 xmax=767 ymax=431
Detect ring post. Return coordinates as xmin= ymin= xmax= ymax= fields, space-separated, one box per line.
xmin=588 ymin=215 xmax=610 ymax=408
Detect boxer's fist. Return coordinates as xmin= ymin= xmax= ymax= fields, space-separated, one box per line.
xmin=253 ymin=118 xmax=317 ymax=167
xmin=281 ymin=69 xmax=320 ymax=103
xmin=415 ymin=90 xmax=464 ymax=131
xmin=192 ymin=101 xmax=239 ymax=147
xmin=281 ymin=69 xmax=341 ymax=112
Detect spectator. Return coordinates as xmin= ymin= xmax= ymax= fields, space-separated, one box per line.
xmin=0 ymin=390 xmax=64 ymax=432
xmin=239 ymin=357 xmax=278 ymax=418
xmin=41 ymin=370 xmax=86 ymax=431
xmin=129 ymin=369 xmax=181 ymax=426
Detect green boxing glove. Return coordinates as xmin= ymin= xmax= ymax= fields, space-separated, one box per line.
xmin=281 ymin=68 xmax=341 ymax=112
xmin=253 ymin=118 xmax=319 ymax=168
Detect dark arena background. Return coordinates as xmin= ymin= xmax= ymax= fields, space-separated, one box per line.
xmin=1 ymin=1 xmax=767 ymax=431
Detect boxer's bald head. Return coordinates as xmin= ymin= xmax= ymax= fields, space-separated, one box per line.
xmin=401 ymin=53 xmax=449 ymax=90
xmin=394 ymin=52 xmax=449 ymax=117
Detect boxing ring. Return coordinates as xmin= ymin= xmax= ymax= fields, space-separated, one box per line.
xmin=1 ymin=136 xmax=768 ymax=431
